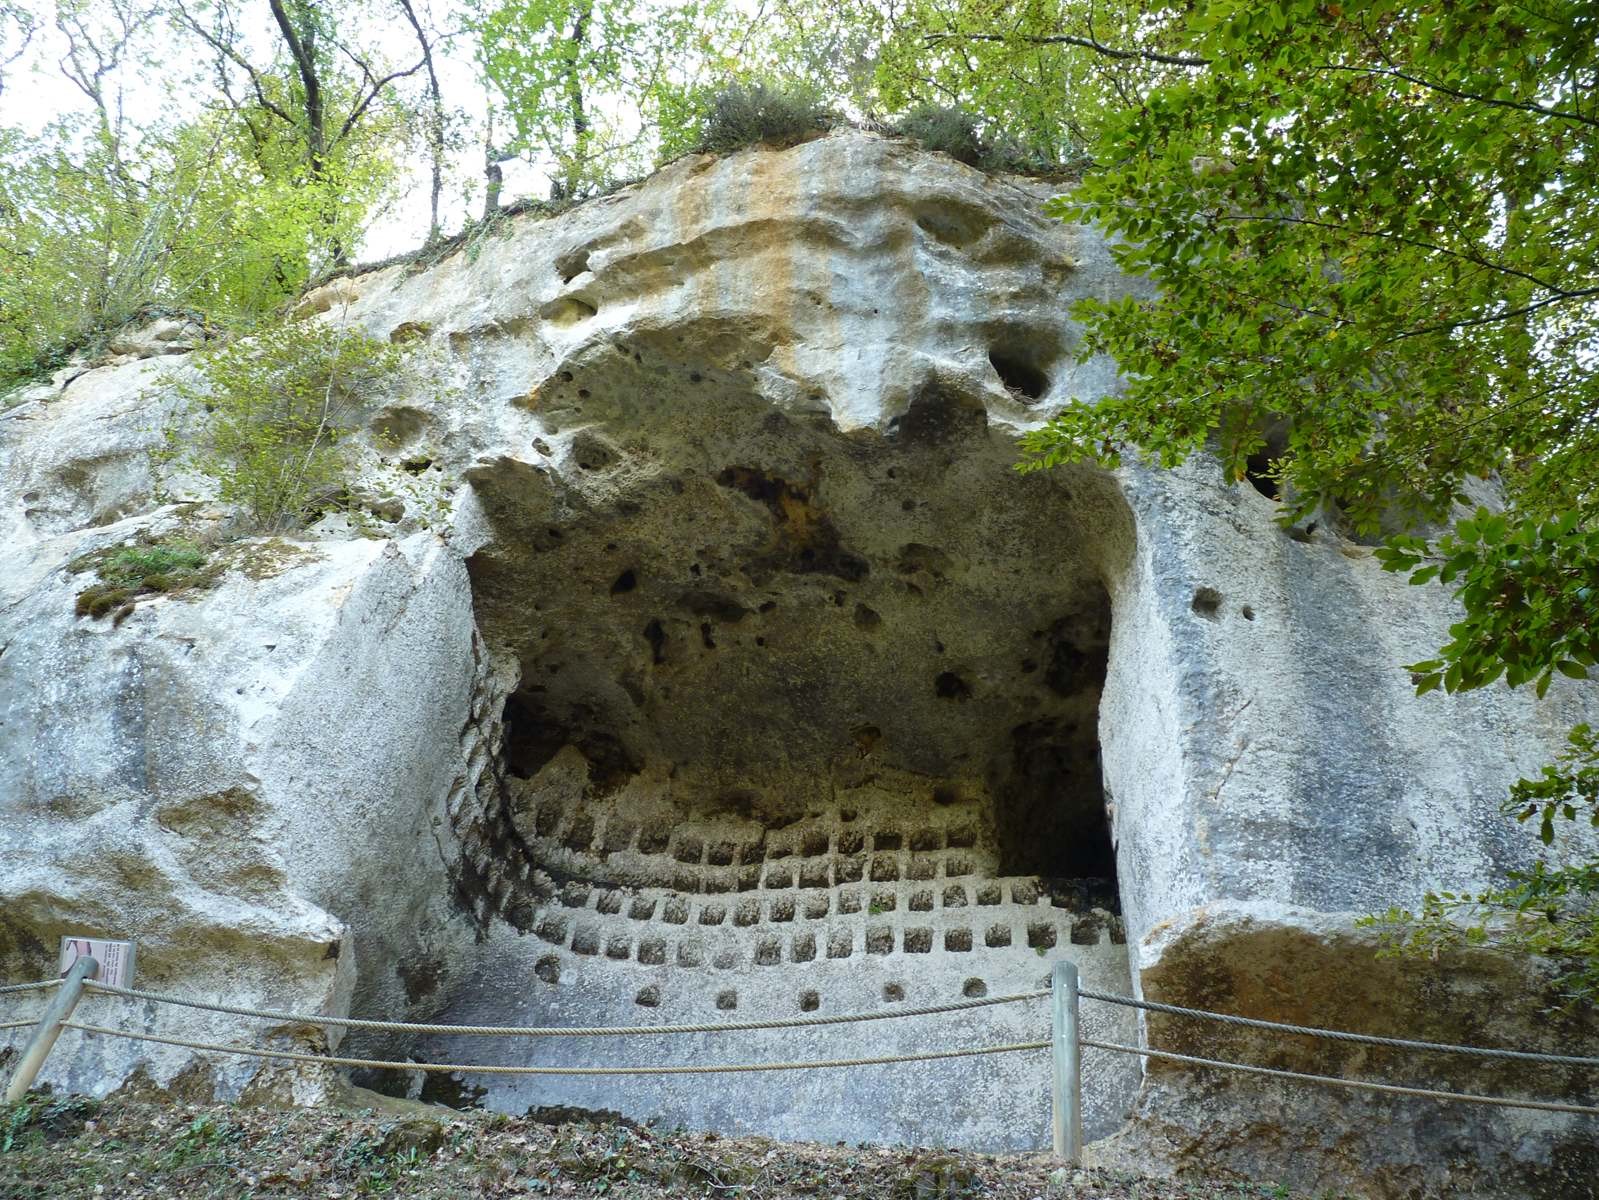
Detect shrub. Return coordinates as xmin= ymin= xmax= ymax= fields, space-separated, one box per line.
xmin=896 ymin=104 xmax=1073 ymax=176
xmin=72 ymin=537 xmax=218 ymax=625
xmin=896 ymin=105 xmax=985 ymax=167
xmin=691 ymin=81 xmax=833 ymax=155
xmin=172 ymin=316 xmax=407 ymax=533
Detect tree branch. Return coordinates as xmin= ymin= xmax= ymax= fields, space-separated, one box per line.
xmin=1322 ymin=61 xmax=1599 ymax=129
xmin=919 ymin=30 xmax=1209 ymax=69
xmin=267 ymin=0 xmax=325 ymax=168
xmin=172 ymin=0 xmax=295 ymax=129
xmin=333 ymin=55 xmax=425 ymax=147
xmin=1388 ymin=288 xmax=1599 ymax=342
xmin=1209 ymin=211 xmax=1589 ymax=296
xmin=397 ymin=0 xmax=446 ymax=242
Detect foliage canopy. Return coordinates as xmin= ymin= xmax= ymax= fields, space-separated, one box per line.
xmin=1018 ymin=0 xmax=1599 ymax=1002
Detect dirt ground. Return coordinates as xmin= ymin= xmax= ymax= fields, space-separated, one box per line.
xmin=0 ymin=1091 xmax=1326 ymax=1200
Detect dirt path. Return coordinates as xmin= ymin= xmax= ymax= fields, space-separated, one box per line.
xmin=0 ymin=1094 xmax=1320 ymax=1200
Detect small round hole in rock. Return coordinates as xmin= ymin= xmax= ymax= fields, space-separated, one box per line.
xmin=800 ymin=990 xmax=820 ymax=1012
xmin=883 ymin=983 xmax=905 ymax=1002
xmin=610 ymin=569 xmax=637 ymax=596
xmin=1191 ymin=588 xmax=1222 ymax=619
xmin=934 ymin=671 xmax=972 ymax=700
xmin=716 ymin=990 xmax=737 ymax=1011
xmin=535 ymin=956 xmax=560 ymax=984
xmin=962 ymin=978 xmax=988 ymax=998
xmin=635 ymin=985 xmax=660 ymax=1007
xmin=988 ymin=348 xmax=1049 ymax=402
xmin=1244 ymin=449 xmax=1281 ymax=500
xmin=1241 ymin=605 xmax=1256 ymax=621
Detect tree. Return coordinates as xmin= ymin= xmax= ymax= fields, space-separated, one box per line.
xmin=872 ymin=0 xmax=1180 ymax=168
xmin=1017 ymin=0 xmax=1598 ymax=1004
xmin=171 ymin=0 xmax=425 ymax=265
xmin=472 ymin=0 xmax=739 ymax=199
xmin=0 ymin=2 xmax=37 ymax=98
xmin=172 ymin=314 xmax=408 ymax=533
xmin=1 ymin=0 xmax=407 ymax=387
xmin=397 ymin=0 xmax=451 ymax=243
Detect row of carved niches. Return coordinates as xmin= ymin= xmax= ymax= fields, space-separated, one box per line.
xmin=526 ymin=882 xmax=1125 ymax=968
xmin=496 ymin=750 xmax=1117 ymax=900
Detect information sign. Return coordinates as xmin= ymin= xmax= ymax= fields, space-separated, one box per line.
xmin=59 ymin=937 xmax=136 ymax=988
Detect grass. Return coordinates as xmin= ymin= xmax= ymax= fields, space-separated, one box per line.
xmin=71 ymin=537 xmax=220 ymax=625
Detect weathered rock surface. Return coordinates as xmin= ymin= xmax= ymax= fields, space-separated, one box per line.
xmin=0 ymin=519 xmax=494 ymax=1102
xmin=1 ymin=131 xmax=1595 ymax=1197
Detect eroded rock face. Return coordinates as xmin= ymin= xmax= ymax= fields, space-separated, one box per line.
xmin=0 ymin=521 xmax=495 ymax=1102
xmin=1095 ymin=904 xmax=1599 ymax=1200
xmin=2 ymin=131 xmax=1596 ymax=1194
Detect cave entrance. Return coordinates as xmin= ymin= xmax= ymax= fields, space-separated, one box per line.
xmin=472 ymin=565 xmax=1124 ymax=965
xmin=991 ymin=582 xmax=1118 ymax=907
xmin=429 ymin=357 xmax=1142 ymax=1145
xmin=436 ymin=345 xmax=1138 ymax=1142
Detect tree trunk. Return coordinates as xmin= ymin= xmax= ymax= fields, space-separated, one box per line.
xmin=398 ymin=0 xmax=446 ymax=244
xmin=267 ymin=0 xmax=342 ymax=263
xmin=553 ymin=0 xmax=592 ymax=200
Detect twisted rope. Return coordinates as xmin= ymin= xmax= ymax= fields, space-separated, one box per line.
xmin=0 ymin=980 xmax=59 ymax=997
xmin=1078 ymin=989 xmax=1599 ymax=1068
xmin=61 ymin=1021 xmax=1048 ymax=1074
xmin=1081 ymin=1039 xmax=1599 ymax=1117
xmin=82 ymin=982 xmax=1048 ymax=1036
xmin=0 ymin=1019 xmax=37 ymax=1031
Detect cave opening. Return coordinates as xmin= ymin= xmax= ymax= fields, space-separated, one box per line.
xmin=1243 ymin=421 xmax=1290 ymax=501
xmin=1244 ymin=449 xmax=1281 ymax=500
xmin=449 ymin=361 xmax=1132 ymax=1085
xmin=992 ymin=583 xmax=1118 ymax=907
xmin=988 ymin=347 xmax=1050 ymax=402
xmin=480 ymin=566 xmax=1123 ymax=936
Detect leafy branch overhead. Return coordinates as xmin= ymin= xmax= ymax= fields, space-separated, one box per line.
xmin=1016 ymin=0 xmax=1599 ymax=1003
xmin=1022 ymin=0 xmax=1597 ymax=541
xmin=1376 ymin=511 xmax=1599 ymax=700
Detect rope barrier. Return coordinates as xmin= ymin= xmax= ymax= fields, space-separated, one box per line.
xmin=59 ymin=1021 xmax=1049 ymax=1075
xmin=1078 ymin=989 xmax=1599 ymax=1068
xmin=15 ymin=974 xmax=1596 ymax=1125
xmin=1080 ymin=1039 xmax=1599 ymax=1117
xmin=0 ymin=980 xmax=59 ymax=997
xmin=81 ymin=981 xmax=1048 ymax=1037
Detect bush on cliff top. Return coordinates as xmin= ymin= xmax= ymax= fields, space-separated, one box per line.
xmin=686 ymin=81 xmax=835 ymax=156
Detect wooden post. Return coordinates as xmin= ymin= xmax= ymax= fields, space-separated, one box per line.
xmin=3 ymin=957 xmax=98 ymax=1103
xmin=1051 ymin=959 xmax=1082 ymax=1163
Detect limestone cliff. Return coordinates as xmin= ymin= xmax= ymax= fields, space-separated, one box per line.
xmin=1 ymin=131 xmax=1595 ymax=1199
